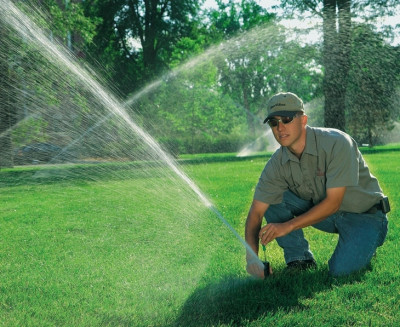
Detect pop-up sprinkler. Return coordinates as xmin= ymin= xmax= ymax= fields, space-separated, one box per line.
xmin=262 ymin=244 xmax=270 ymax=278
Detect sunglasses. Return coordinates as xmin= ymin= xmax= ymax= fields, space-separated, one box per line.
xmin=266 ymin=114 xmax=301 ymax=128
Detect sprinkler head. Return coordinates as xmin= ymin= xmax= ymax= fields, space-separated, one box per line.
xmin=263 ymin=261 xmax=270 ymax=278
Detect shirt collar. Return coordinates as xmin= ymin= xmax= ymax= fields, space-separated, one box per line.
xmin=281 ymin=126 xmax=317 ymax=164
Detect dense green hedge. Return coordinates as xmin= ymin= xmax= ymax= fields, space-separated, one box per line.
xmin=159 ymin=134 xmax=256 ymax=156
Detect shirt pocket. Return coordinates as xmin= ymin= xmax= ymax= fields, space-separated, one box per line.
xmin=288 ymin=182 xmax=314 ymax=201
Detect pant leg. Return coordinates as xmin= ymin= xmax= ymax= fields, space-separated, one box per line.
xmin=327 ymin=210 xmax=388 ymax=277
xmin=264 ymin=190 xmax=315 ymax=263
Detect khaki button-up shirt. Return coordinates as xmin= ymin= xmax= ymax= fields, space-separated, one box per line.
xmin=254 ymin=126 xmax=384 ymax=213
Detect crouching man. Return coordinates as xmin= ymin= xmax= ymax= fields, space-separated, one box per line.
xmin=245 ymin=92 xmax=389 ymax=278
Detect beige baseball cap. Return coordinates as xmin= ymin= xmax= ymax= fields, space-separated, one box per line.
xmin=263 ymin=92 xmax=305 ymax=124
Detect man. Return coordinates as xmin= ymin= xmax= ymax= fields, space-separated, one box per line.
xmin=245 ymin=92 xmax=389 ymax=278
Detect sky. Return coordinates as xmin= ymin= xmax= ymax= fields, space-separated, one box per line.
xmin=204 ymin=0 xmax=279 ymax=11
xmin=202 ymin=0 xmax=400 ymax=45
xmin=203 ymin=0 xmax=322 ymax=44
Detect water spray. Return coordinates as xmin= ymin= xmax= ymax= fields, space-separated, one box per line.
xmin=208 ymin=205 xmax=265 ymax=272
xmin=1 ymin=0 xmax=265 ymax=275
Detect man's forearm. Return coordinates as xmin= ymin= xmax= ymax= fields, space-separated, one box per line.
xmin=245 ymin=200 xmax=269 ymax=258
xmin=245 ymin=216 xmax=261 ymax=258
xmin=286 ymin=199 xmax=338 ymax=231
xmin=286 ymin=187 xmax=345 ymax=231
xmin=259 ymin=187 xmax=346 ymax=245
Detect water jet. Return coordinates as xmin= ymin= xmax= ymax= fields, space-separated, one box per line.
xmin=1 ymin=1 xmax=269 ymax=324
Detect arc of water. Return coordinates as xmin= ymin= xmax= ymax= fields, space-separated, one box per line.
xmin=237 ymin=129 xmax=279 ymax=157
xmin=1 ymin=0 xmax=264 ymax=269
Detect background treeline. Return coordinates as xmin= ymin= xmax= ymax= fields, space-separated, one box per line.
xmin=1 ymin=0 xmax=400 ymax=166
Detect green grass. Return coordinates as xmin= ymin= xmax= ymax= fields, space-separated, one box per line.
xmin=0 ymin=148 xmax=399 ymax=326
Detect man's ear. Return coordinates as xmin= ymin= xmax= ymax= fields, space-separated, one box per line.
xmin=302 ymin=114 xmax=308 ymax=126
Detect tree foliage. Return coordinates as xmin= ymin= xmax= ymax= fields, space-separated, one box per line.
xmin=83 ymin=0 xmax=203 ymax=92
xmin=346 ymin=24 xmax=400 ymax=145
xmin=280 ymin=0 xmax=400 ymax=132
xmin=207 ymin=1 xmax=323 ymax=136
xmin=0 ymin=0 xmax=399 ymax=166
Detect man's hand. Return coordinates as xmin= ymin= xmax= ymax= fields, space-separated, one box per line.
xmin=259 ymin=222 xmax=293 ymax=245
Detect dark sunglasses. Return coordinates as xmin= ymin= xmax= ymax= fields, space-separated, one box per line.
xmin=266 ymin=114 xmax=301 ymax=128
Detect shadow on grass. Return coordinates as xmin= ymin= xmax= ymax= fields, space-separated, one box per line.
xmin=172 ymin=268 xmax=365 ymax=327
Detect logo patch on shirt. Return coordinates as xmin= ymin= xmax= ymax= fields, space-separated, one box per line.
xmin=316 ymin=169 xmax=325 ymax=177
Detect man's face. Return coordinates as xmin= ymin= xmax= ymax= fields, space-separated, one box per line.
xmin=269 ymin=114 xmax=307 ymax=148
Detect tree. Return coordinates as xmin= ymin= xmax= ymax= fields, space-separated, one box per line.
xmin=0 ymin=0 xmax=100 ymax=167
xmin=280 ymin=0 xmax=400 ymax=130
xmin=346 ymin=24 xmax=400 ymax=145
xmin=280 ymin=0 xmax=350 ymax=130
xmin=322 ymin=0 xmax=350 ymax=130
xmin=208 ymin=0 xmax=322 ymax=136
xmin=131 ymin=58 xmax=247 ymax=155
xmin=207 ymin=0 xmax=274 ymax=136
xmin=83 ymin=0 xmax=202 ymax=90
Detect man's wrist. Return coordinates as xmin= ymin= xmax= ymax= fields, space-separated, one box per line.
xmin=285 ymin=219 xmax=298 ymax=233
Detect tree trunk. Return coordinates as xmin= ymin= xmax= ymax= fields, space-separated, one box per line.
xmin=142 ymin=0 xmax=161 ymax=78
xmin=322 ymin=0 xmax=351 ymax=131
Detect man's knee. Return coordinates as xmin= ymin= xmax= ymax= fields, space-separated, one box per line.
xmin=264 ymin=203 xmax=293 ymax=223
xmin=265 ymin=191 xmax=312 ymax=223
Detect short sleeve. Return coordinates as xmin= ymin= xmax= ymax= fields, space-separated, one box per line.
xmin=325 ymin=133 xmax=359 ymax=189
xmin=254 ymin=155 xmax=288 ymax=205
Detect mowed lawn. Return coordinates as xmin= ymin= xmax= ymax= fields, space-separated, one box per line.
xmin=0 ymin=149 xmax=399 ymax=326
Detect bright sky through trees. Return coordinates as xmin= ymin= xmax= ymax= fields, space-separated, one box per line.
xmin=203 ymin=0 xmax=400 ymax=45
